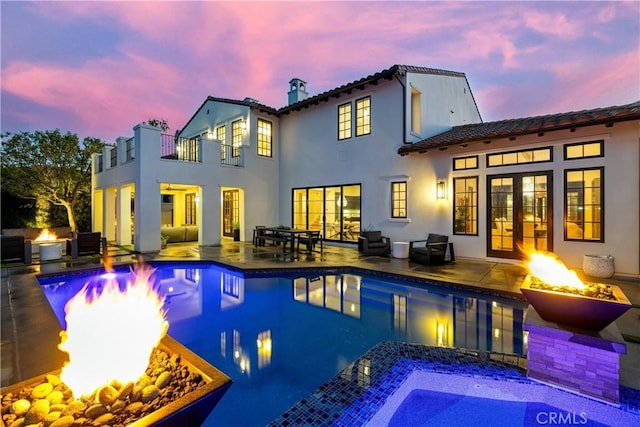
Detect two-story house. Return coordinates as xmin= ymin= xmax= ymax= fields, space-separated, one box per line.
xmin=91 ymin=64 xmax=640 ymax=276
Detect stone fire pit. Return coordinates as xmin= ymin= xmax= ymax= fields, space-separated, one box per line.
xmin=0 ymin=336 xmax=231 ymax=427
xmin=520 ymin=274 xmax=632 ymax=331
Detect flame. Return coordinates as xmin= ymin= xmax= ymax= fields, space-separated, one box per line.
xmin=34 ymin=229 xmax=58 ymax=242
xmin=58 ymin=263 xmax=168 ymax=398
xmin=526 ymin=251 xmax=585 ymax=290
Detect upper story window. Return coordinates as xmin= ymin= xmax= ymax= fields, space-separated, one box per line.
xmin=96 ymin=154 xmax=103 ymax=173
xmin=564 ymin=140 xmax=603 ymax=160
xmin=411 ymin=87 xmax=421 ymax=135
xmin=391 ymin=181 xmax=407 ymax=218
xmin=110 ymin=146 xmax=117 ymax=167
xmin=453 ymin=176 xmax=478 ymax=235
xmin=257 ymin=119 xmax=272 ymax=157
xmin=565 ymin=167 xmax=603 ymax=242
xmin=216 ymin=125 xmax=226 ymax=143
xmin=125 ymin=138 xmax=135 ymax=161
xmin=355 ymin=96 xmax=371 ymax=137
xmin=338 ymin=103 xmax=352 ymax=140
xmin=487 ymin=147 xmax=552 ymax=167
xmin=231 ymin=120 xmax=243 ymax=157
xmin=453 ymin=155 xmax=478 ymax=170
xmin=217 ymin=124 xmax=227 ymax=161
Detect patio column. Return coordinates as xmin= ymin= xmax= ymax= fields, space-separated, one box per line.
xmin=104 ymin=187 xmax=116 ymax=242
xmin=117 ymin=185 xmax=132 ymax=246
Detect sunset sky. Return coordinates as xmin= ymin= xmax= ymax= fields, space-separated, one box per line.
xmin=2 ymin=1 xmax=638 ymax=142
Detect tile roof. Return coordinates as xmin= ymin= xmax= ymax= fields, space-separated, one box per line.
xmin=398 ymin=101 xmax=640 ymax=155
xmin=277 ymin=65 xmax=470 ymax=115
xmin=180 ymin=65 xmax=476 ymax=135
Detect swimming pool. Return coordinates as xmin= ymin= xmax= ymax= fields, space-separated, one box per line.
xmin=39 ymin=262 xmax=528 ymax=426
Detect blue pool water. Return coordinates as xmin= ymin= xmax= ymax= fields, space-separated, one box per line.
xmin=39 ymin=263 xmax=527 ymax=426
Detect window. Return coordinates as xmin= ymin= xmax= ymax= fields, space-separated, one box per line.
xmin=453 ymin=177 xmax=478 ymax=235
xmin=338 ymin=103 xmax=352 ymax=140
xmin=391 ymin=181 xmax=407 ymax=218
xmin=487 ymin=147 xmax=552 ymax=167
xmin=231 ymin=120 xmax=243 ymax=157
xmin=96 ymin=154 xmax=103 ymax=173
xmin=217 ymin=125 xmax=227 ymax=160
xmin=453 ymin=156 xmax=478 ymax=170
xmin=411 ymin=87 xmax=421 ymax=134
xmin=185 ymin=193 xmax=197 ymax=225
xmin=257 ymin=119 xmax=272 ymax=157
xmin=565 ymin=167 xmax=603 ymax=241
xmin=125 ymin=138 xmax=135 ymax=161
xmin=355 ymin=96 xmax=371 ymax=136
xmin=564 ymin=140 xmax=603 ymax=160
xmin=110 ymin=146 xmax=117 ymax=167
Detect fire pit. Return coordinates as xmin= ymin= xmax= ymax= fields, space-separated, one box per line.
xmin=0 ymin=336 xmax=231 ymax=427
xmin=1 ymin=262 xmax=231 ymax=426
xmin=520 ymin=252 xmax=632 ymax=331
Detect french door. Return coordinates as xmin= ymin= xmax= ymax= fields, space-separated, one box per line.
xmin=222 ymin=190 xmax=239 ymax=238
xmin=487 ymin=172 xmax=552 ymax=259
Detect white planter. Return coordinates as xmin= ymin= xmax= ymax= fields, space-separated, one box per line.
xmin=583 ymin=254 xmax=614 ymax=279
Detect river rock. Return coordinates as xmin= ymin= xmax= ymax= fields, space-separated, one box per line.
xmin=31 ymin=383 xmax=53 ymax=399
xmin=11 ymin=399 xmax=31 ymax=416
xmin=50 ymin=415 xmax=75 ymax=427
xmin=24 ymin=399 xmax=50 ymax=424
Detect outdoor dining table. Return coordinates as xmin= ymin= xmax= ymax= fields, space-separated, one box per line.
xmin=261 ymin=227 xmax=315 ymax=253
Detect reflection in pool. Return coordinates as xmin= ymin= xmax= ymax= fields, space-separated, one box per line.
xmin=39 ymin=263 xmax=527 ymax=427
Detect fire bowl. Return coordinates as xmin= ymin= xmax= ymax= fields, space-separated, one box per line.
xmin=0 ymin=335 xmax=231 ymax=427
xmin=520 ymin=275 xmax=632 ymax=331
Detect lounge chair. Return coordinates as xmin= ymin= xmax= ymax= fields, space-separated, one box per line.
xmin=358 ymin=231 xmax=390 ymax=256
xmin=1 ymin=235 xmax=31 ymax=263
xmin=409 ymin=233 xmax=451 ymax=265
xmin=66 ymin=232 xmax=103 ymax=258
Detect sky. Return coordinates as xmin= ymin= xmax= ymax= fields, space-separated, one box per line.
xmin=1 ymin=1 xmax=639 ymax=142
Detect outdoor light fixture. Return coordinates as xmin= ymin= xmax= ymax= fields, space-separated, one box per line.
xmin=436 ymin=180 xmax=446 ymax=199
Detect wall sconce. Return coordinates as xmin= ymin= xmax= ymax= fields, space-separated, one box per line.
xmin=436 ymin=180 xmax=446 ymax=199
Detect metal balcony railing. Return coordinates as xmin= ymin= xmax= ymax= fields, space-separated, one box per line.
xmin=161 ymin=133 xmax=201 ymax=162
xmin=220 ymin=144 xmax=244 ymax=167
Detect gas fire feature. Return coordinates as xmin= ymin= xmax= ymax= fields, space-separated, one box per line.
xmin=520 ymin=274 xmax=632 ymax=331
xmin=0 ymin=336 xmax=231 ymax=427
xmin=520 ymin=252 xmax=632 ymax=405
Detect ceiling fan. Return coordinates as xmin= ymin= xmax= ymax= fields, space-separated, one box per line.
xmin=163 ymin=184 xmax=186 ymax=191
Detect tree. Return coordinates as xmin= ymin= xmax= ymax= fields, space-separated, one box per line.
xmin=1 ymin=130 xmax=105 ymax=233
xmin=145 ymin=118 xmax=169 ymax=132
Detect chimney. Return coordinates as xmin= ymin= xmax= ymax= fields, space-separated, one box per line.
xmin=288 ymin=78 xmax=308 ymax=105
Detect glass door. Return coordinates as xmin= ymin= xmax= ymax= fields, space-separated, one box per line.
xmin=222 ymin=190 xmax=239 ymax=238
xmin=292 ymin=185 xmax=361 ymax=242
xmin=488 ymin=172 xmax=552 ymax=259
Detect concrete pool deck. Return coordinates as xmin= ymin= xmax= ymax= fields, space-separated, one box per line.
xmin=2 ymin=240 xmax=639 ymax=400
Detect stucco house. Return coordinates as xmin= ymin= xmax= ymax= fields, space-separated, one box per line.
xmin=91 ymin=64 xmax=640 ymax=276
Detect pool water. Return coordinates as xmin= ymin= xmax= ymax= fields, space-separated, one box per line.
xmin=365 ymin=371 xmax=640 ymax=427
xmin=39 ymin=263 xmax=527 ymax=426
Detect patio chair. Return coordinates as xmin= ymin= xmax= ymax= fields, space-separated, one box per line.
xmin=297 ymin=231 xmax=323 ymax=254
xmin=358 ymin=231 xmax=390 ymax=256
xmin=1 ymin=235 xmax=31 ymax=263
xmin=66 ymin=232 xmax=103 ymax=258
xmin=253 ymin=226 xmax=266 ymax=246
xmin=409 ymin=233 xmax=449 ymax=265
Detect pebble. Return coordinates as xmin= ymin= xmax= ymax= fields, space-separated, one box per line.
xmin=11 ymin=399 xmax=31 ymax=416
xmin=9 ymin=418 xmax=25 ymax=427
xmin=62 ymin=400 xmax=86 ymax=417
xmin=31 ymin=383 xmax=53 ymax=399
xmin=140 ymin=385 xmax=159 ymax=403
xmin=44 ymin=410 xmax=62 ymax=424
xmin=24 ymin=399 xmax=50 ymax=424
xmin=45 ymin=375 xmax=62 ymax=387
xmin=155 ymin=372 xmax=172 ymax=389
xmin=85 ymin=403 xmax=108 ymax=419
xmin=117 ymin=382 xmax=133 ymax=401
xmin=46 ymin=390 xmax=65 ymax=405
xmin=94 ymin=412 xmax=114 ymax=425
xmin=97 ymin=385 xmax=119 ymax=406
xmin=50 ymin=415 xmax=75 ymax=427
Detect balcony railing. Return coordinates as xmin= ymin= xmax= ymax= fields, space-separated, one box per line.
xmin=220 ymin=144 xmax=244 ymax=167
xmin=161 ymin=133 xmax=201 ymax=162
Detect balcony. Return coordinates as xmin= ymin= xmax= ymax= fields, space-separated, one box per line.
xmin=161 ymin=134 xmax=201 ymax=163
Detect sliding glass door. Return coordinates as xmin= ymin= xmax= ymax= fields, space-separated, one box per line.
xmin=293 ymin=184 xmax=361 ymax=242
